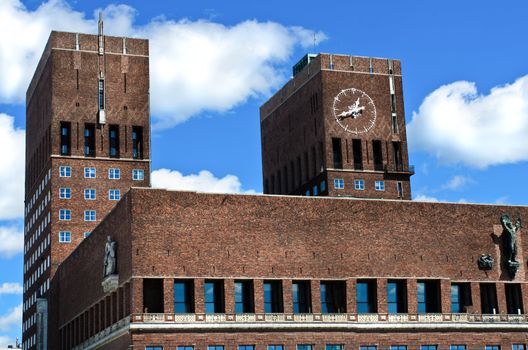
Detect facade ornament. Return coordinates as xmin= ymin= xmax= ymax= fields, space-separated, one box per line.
xmin=501 ymin=213 xmax=522 ymax=278
xmin=477 ymin=254 xmax=494 ymax=270
xmin=102 ymin=236 xmax=119 ymax=293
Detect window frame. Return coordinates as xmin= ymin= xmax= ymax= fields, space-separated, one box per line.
xmin=108 ymin=168 xmax=121 ymax=180
xmin=334 ymin=179 xmax=344 ymax=190
xmin=109 ymin=189 xmax=121 ymax=201
xmin=59 ymin=166 xmax=71 ymax=178
xmin=355 ymin=179 xmax=365 ymax=190
xmin=59 ymin=187 xmax=71 ymax=199
xmin=58 ymin=231 xmax=71 ymax=243
xmin=84 ymin=210 xmax=96 ymax=222
xmin=59 ymin=209 xmax=71 ymax=221
xmin=375 ymin=180 xmax=385 ymax=191
xmin=84 ymin=188 xmax=96 ymax=200
xmin=132 ymin=169 xmax=145 ymax=181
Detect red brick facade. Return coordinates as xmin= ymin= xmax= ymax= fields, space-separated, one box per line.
xmin=49 ymin=189 xmax=528 ymax=349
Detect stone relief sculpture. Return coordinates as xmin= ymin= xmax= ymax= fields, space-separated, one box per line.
xmin=103 ymin=236 xmax=117 ymax=277
xmin=477 ymin=254 xmax=494 ymax=270
xmin=501 ymin=213 xmax=522 ymax=277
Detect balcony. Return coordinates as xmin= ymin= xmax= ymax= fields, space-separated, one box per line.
xmin=384 ymin=164 xmax=415 ymax=175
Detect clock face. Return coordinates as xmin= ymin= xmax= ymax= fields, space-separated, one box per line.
xmin=332 ymin=88 xmax=377 ymax=134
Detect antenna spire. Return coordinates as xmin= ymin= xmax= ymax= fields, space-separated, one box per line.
xmin=98 ymin=12 xmax=104 ymax=55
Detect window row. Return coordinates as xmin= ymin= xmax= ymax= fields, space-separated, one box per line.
xmin=58 ymin=231 xmax=91 ymax=243
xmin=59 ymin=166 xmax=145 ymax=180
xmin=59 ymin=210 xmax=97 ymax=222
xmin=152 ymin=279 xmax=525 ymax=316
xmin=145 ymin=345 xmax=525 ymax=350
xmin=59 ymin=188 xmax=121 ymax=201
xmin=331 ymin=138 xmax=403 ymax=172
xmin=333 ymin=179 xmax=387 ymax=191
xmin=60 ymin=122 xmax=144 ymax=159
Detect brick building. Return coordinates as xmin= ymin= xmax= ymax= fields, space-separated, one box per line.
xmin=22 ymin=19 xmax=150 ymax=349
xmin=260 ymin=54 xmax=413 ymax=199
xmin=24 ymin=22 xmax=528 ymax=350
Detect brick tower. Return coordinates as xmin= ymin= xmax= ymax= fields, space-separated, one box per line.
xmin=22 ymin=17 xmax=150 ymax=348
xmin=260 ymin=53 xmax=413 ymax=199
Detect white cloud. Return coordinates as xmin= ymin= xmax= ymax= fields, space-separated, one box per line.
xmin=0 ymin=0 xmax=327 ymax=128
xmin=408 ymin=75 xmax=528 ymax=168
xmin=0 ymin=114 xmax=24 ymax=220
xmin=151 ymin=168 xmax=256 ymax=194
xmin=441 ymin=175 xmax=474 ymax=191
xmin=0 ymin=226 xmax=23 ymax=259
xmin=0 ymin=336 xmax=14 ymax=348
xmin=0 ymin=283 xmax=22 ymax=295
xmin=413 ymin=194 xmax=439 ymax=202
xmin=0 ymin=304 xmax=22 ymax=332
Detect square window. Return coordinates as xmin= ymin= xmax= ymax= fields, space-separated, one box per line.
xmin=59 ymin=231 xmax=71 ymax=243
xmin=326 ymin=345 xmax=344 ymax=350
xmin=355 ymin=179 xmax=365 ymax=190
xmin=84 ymin=189 xmax=96 ymax=200
xmin=239 ymin=346 xmax=255 ymax=350
xmin=59 ymin=209 xmax=71 ymax=221
xmin=421 ymin=347 xmax=437 ymax=350
xmin=512 ymin=346 xmax=526 ymax=350
xmin=132 ymin=169 xmax=144 ymax=181
xmin=83 ymin=232 xmax=91 ymax=239
xmin=334 ymin=179 xmax=344 ymax=189
xmin=208 ymin=346 xmax=224 ymax=350
xmin=269 ymin=346 xmax=284 ymax=350
xmin=390 ymin=347 xmax=407 ymax=350
xmin=359 ymin=347 xmax=377 ymax=350
xmin=450 ymin=346 xmax=467 ymax=350
xmin=84 ymin=210 xmax=96 ymax=222
xmin=109 ymin=189 xmax=121 ymax=201
xmin=108 ymin=168 xmax=121 ymax=179
xmin=145 ymin=347 xmax=163 ymax=350
xmin=59 ymin=188 xmax=71 ymax=199
xmin=485 ymin=347 xmax=501 ymax=350
xmin=297 ymin=346 xmax=313 ymax=350
xmin=59 ymin=166 xmax=71 ymax=177
xmin=84 ymin=167 xmax=96 ymax=178
xmin=375 ymin=180 xmax=385 ymax=191
xmin=177 ymin=347 xmax=194 ymax=350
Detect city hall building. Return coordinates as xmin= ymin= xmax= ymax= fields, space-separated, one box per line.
xmin=22 ymin=21 xmax=528 ymax=350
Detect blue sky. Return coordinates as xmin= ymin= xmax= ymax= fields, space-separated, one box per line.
xmin=1 ymin=0 xmax=527 ymax=345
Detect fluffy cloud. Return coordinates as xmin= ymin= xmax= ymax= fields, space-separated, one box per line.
xmin=441 ymin=175 xmax=474 ymax=191
xmin=151 ymin=168 xmax=255 ymax=194
xmin=408 ymin=75 xmax=528 ymax=168
xmin=0 ymin=114 xmax=25 ymax=220
xmin=0 ymin=0 xmax=326 ymax=127
xmin=413 ymin=194 xmax=439 ymax=202
xmin=0 ymin=283 xmax=23 ymax=295
xmin=0 ymin=226 xmax=23 ymax=259
xmin=0 ymin=304 xmax=22 ymax=332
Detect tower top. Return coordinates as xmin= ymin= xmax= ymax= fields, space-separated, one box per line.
xmin=98 ymin=12 xmax=103 ymax=36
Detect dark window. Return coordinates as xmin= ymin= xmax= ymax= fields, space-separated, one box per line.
xmin=372 ymin=140 xmax=383 ymax=171
xmin=270 ymin=175 xmax=275 ymax=195
xmin=421 ymin=346 xmax=437 ymax=350
xmin=397 ymin=182 xmax=404 ymax=198
xmin=268 ymin=346 xmax=284 ymax=350
xmin=235 ymin=280 xmax=254 ymax=313
xmin=84 ymin=124 xmax=96 ymax=157
xmin=326 ymin=346 xmax=343 ymax=350
xmin=297 ymin=156 xmax=302 ymax=186
xmin=290 ymin=161 xmax=295 ymax=190
xmin=480 ymin=283 xmax=499 ymax=314
xmin=332 ymin=138 xmax=343 ymax=169
xmin=297 ymin=346 xmax=313 ymax=350
xmin=292 ymin=281 xmax=311 ymax=313
xmin=352 ymin=139 xmax=363 ymax=170
xmin=98 ymin=79 xmax=105 ymax=110
xmin=109 ymin=125 xmax=120 ymax=158
xmin=450 ymin=346 xmax=466 ymax=350
xmin=387 ymin=280 xmax=407 ymax=313
xmin=208 ymin=346 xmax=224 ymax=350
xmin=239 ymin=346 xmax=254 ymax=350
xmin=143 ymin=279 xmax=164 ymax=313
xmin=146 ymin=347 xmax=163 ymax=350
xmin=357 ymin=280 xmax=377 ymax=313
xmin=277 ymin=170 xmax=282 ymax=194
xmin=283 ymin=166 xmax=289 ymax=193
xmin=132 ymin=126 xmax=143 ymax=159
xmin=451 ymin=283 xmax=472 ymax=313
xmin=320 ymin=281 xmax=346 ymax=313
xmin=177 ymin=347 xmax=194 ymax=350
xmin=392 ymin=141 xmax=402 ymax=170
xmin=512 ymin=345 xmax=526 ymax=350
xmin=60 ymin=122 xmax=71 ymax=156
xmin=505 ymin=283 xmax=524 ymax=314
xmin=311 ymin=146 xmax=317 ymax=176
xmin=304 ymin=152 xmax=309 ymax=182
xmin=174 ymin=280 xmax=194 ymax=313
xmin=264 ymin=179 xmax=269 ymax=194
xmin=485 ymin=347 xmax=500 ymax=350
xmin=264 ymin=280 xmax=283 ymax=313
xmin=417 ymin=280 xmax=441 ymax=313
xmin=204 ymin=280 xmax=225 ymax=313
xmin=390 ymin=347 xmax=407 ymax=350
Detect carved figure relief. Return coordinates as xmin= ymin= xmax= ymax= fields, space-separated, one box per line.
xmin=477 ymin=254 xmax=494 ymax=270
xmin=501 ymin=213 xmax=522 ymax=278
xmin=103 ymin=236 xmax=117 ymax=277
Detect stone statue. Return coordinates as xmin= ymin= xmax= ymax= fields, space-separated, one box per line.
xmin=501 ymin=213 xmax=522 ymax=277
xmin=103 ymin=236 xmax=117 ymax=277
xmin=477 ymin=254 xmax=494 ymax=270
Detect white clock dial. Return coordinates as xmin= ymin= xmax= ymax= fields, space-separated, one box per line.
xmin=332 ymin=88 xmax=377 ymax=134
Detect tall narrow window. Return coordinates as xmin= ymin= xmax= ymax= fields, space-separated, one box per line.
xmin=204 ymin=280 xmax=224 ymax=313
xmin=505 ymin=283 xmax=524 ymax=314
xmin=143 ymin=279 xmax=164 ymax=313
xmin=304 ymin=152 xmax=309 ymax=182
xmin=84 ymin=124 xmax=95 ymax=157
xmin=332 ymin=138 xmax=343 ymax=169
xmin=109 ymin=125 xmax=119 ymax=158
xmin=357 ymin=280 xmax=377 ymax=313
xmin=320 ymin=281 xmax=346 ymax=313
xmin=297 ymin=156 xmax=302 ymax=186
xmin=98 ymin=79 xmax=105 ymax=110
xmin=234 ymin=280 xmax=254 ymax=313
xmin=60 ymin=122 xmax=71 ymax=156
xmin=451 ymin=283 xmax=472 ymax=313
xmin=132 ymin=126 xmax=143 ymax=159
xmin=311 ymin=146 xmax=317 ymax=176
xmin=392 ymin=141 xmax=402 ymax=170
xmin=264 ymin=280 xmax=283 ymax=313
xmin=352 ymin=139 xmax=363 ymax=170
xmin=292 ymin=281 xmax=311 ymax=313
xmin=174 ymin=280 xmax=194 ymax=313
xmin=387 ymin=280 xmax=407 ymax=313
xmin=372 ymin=140 xmax=383 ymax=171
xmin=480 ymin=283 xmax=499 ymax=314
xmin=417 ymin=280 xmax=441 ymax=313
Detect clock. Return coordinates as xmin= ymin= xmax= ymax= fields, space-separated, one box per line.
xmin=332 ymin=88 xmax=377 ymax=134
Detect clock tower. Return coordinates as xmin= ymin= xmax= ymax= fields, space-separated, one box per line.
xmin=260 ymin=53 xmax=413 ymax=200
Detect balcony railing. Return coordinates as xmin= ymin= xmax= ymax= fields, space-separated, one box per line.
xmin=132 ymin=312 xmax=528 ymax=324
xmin=384 ymin=164 xmax=415 ymax=174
